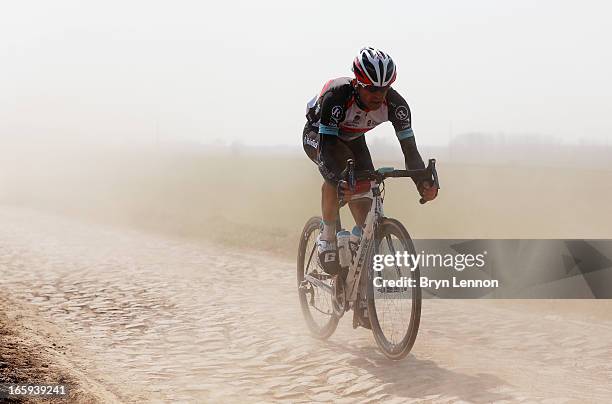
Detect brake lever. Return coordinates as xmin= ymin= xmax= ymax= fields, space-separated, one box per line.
xmin=431 ymin=159 xmax=440 ymax=189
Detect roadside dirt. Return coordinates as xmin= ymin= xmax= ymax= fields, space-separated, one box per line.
xmin=0 ymin=294 xmax=124 ymax=403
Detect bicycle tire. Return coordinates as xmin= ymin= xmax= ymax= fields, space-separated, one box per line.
xmin=297 ymin=216 xmax=340 ymax=340
xmin=367 ymin=217 xmax=422 ymax=360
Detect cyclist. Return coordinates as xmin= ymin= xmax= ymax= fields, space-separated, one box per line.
xmin=303 ymin=47 xmax=438 ymax=274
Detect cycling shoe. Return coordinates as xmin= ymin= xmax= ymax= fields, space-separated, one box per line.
xmin=316 ymin=234 xmax=340 ymax=275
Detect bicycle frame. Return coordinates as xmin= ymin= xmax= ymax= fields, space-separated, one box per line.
xmin=302 ymin=158 xmax=438 ymax=312
xmin=299 ymin=158 xmax=435 ymax=357
xmin=341 ymin=183 xmax=384 ymax=303
xmin=300 ymin=184 xmax=382 ymax=310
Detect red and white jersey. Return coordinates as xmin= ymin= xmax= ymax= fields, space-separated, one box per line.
xmin=305 ymin=77 xmax=414 ymax=142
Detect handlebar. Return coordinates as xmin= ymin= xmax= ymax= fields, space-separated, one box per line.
xmin=339 ymin=158 xmax=440 ymax=204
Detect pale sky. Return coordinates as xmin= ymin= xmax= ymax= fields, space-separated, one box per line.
xmin=1 ymin=0 xmax=611 ymax=147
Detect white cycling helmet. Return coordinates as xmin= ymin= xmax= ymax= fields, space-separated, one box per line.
xmin=352 ymin=47 xmax=397 ymax=87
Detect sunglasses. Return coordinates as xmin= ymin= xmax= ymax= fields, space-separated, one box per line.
xmin=359 ymin=83 xmax=390 ymax=94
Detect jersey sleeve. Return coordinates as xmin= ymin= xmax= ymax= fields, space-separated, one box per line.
xmin=317 ymin=84 xmax=352 ymax=136
xmin=386 ymin=88 xmax=414 ymax=141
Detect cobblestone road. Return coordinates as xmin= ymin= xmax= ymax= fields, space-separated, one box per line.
xmin=1 ymin=207 xmax=611 ymax=403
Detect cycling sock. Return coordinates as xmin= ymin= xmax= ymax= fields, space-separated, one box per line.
xmin=321 ymin=220 xmax=336 ymax=241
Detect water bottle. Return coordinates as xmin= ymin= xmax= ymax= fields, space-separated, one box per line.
xmin=336 ymin=230 xmax=351 ymax=268
xmin=349 ymin=226 xmax=362 ymax=261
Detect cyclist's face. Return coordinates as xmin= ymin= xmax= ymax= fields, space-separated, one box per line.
xmin=357 ymin=84 xmax=389 ymax=110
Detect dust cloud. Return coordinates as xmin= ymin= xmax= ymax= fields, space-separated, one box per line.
xmin=1 ymin=138 xmax=612 ymax=257
xmin=1 ymin=138 xmax=612 ymax=401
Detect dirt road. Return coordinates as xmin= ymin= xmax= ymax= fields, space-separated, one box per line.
xmin=1 ymin=207 xmax=611 ymax=403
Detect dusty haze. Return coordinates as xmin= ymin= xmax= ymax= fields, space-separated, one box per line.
xmin=1 ymin=140 xmax=611 ymax=257
xmin=2 ymin=1 xmax=612 ymax=147
xmin=2 ymin=140 xmax=612 ymax=402
xmin=2 ymin=1 xmax=612 ymax=401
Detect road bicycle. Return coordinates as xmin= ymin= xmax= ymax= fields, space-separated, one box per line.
xmin=297 ymin=158 xmax=438 ymax=360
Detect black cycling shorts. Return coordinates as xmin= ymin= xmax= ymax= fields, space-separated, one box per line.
xmin=303 ymin=124 xmax=374 ymax=184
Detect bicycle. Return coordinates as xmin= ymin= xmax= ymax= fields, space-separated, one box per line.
xmin=297 ymin=158 xmax=439 ymax=360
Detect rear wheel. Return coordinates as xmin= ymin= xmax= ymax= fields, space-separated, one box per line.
xmin=367 ymin=218 xmax=421 ymax=360
xmin=297 ymin=216 xmax=339 ymax=339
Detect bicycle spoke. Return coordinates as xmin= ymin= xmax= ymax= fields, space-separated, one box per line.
xmin=305 ymin=242 xmax=316 ymax=273
xmin=385 ymin=233 xmax=402 ymax=279
xmin=297 ymin=217 xmax=339 ymax=340
xmin=369 ymin=219 xmax=421 ymax=359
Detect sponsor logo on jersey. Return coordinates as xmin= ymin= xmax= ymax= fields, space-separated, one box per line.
xmin=331 ymin=105 xmax=343 ymax=121
xmin=395 ymin=106 xmax=409 ymax=121
xmin=304 ymin=136 xmax=319 ymax=149
xmin=338 ymin=99 xmax=388 ymax=134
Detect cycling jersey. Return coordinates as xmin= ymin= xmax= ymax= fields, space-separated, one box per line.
xmin=305 ymin=77 xmax=414 ymax=142
xmin=303 ymin=77 xmax=426 ymax=186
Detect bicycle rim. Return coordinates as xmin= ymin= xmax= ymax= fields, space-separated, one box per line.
xmin=367 ymin=218 xmax=421 ymax=360
xmin=297 ymin=216 xmax=339 ymax=340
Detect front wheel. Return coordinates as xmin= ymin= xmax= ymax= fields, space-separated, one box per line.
xmin=297 ymin=216 xmax=340 ymax=339
xmin=367 ymin=218 xmax=422 ymax=360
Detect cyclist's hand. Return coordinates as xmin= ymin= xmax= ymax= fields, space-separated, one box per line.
xmin=418 ymin=181 xmax=438 ymax=202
